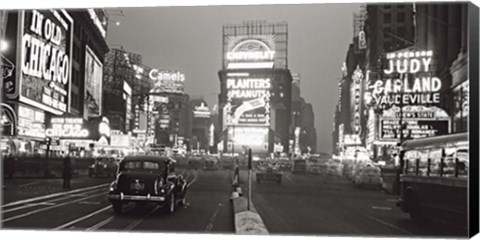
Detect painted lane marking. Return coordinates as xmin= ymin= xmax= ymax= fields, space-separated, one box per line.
xmin=372 ymin=206 xmax=392 ymax=211
xmin=284 ymin=173 xmax=298 ymax=186
xmin=2 ymin=188 xmax=105 ymax=214
xmin=2 ymin=192 xmax=105 ymax=223
xmin=124 ymin=206 xmax=159 ymax=231
xmin=78 ymin=201 xmax=102 ymax=205
xmin=53 ymin=205 xmax=112 ymax=230
xmin=364 ymin=214 xmax=414 ymax=235
xmin=205 ymin=203 xmax=224 ymax=232
xmin=19 ymin=182 xmax=40 ymax=188
xmin=86 ymin=216 xmax=115 ymax=231
xmin=3 ymin=183 xmax=109 ymax=208
xmin=386 ymin=198 xmax=398 ymax=202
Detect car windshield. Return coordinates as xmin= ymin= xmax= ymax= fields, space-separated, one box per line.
xmin=120 ymin=160 xmax=165 ymax=172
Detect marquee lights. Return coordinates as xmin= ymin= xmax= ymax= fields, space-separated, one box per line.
xmin=45 ymin=117 xmax=89 ymax=138
xmin=372 ymin=50 xmax=442 ymax=107
xmin=226 ymin=51 xmax=275 ymax=61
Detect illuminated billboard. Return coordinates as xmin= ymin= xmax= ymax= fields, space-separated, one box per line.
xmin=149 ymin=69 xmax=185 ymax=94
xmin=379 ymin=105 xmax=450 ymax=141
xmin=222 ymin=21 xmax=288 ymax=69
xmin=225 ymin=35 xmax=275 ymax=69
xmin=45 ymin=117 xmax=89 ymax=139
xmin=84 ymin=45 xmax=103 ymax=118
xmin=225 ymin=76 xmax=271 ymax=126
xmin=18 ymin=10 xmax=73 ymax=115
xmin=371 ymin=50 xmax=442 ymax=109
xmin=371 ymin=49 xmax=451 ymax=142
xmin=228 ymin=126 xmax=269 ymax=153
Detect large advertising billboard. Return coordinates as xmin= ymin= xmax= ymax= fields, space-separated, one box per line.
xmin=225 ymin=35 xmax=276 ymax=69
xmin=149 ymin=70 xmax=185 ymax=94
xmin=228 ymin=126 xmax=269 ymax=153
xmin=84 ymin=45 xmax=103 ymax=118
xmin=17 ymin=10 xmax=73 ymax=115
xmin=224 ymin=75 xmax=271 ymax=127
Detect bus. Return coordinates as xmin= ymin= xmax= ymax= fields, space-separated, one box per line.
xmin=397 ymin=133 xmax=468 ymax=226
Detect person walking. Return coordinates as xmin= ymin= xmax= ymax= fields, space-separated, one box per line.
xmin=63 ymin=155 xmax=72 ymax=188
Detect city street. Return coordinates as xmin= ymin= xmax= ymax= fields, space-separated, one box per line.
xmin=2 ymin=168 xmax=234 ymax=233
xmin=237 ymin=170 xmax=468 ymax=237
xmin=0 ymin=3 xmax=474 ymax=237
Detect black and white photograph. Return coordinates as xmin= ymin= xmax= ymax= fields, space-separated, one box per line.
xmin=0 ymin=1 xmax=478 ymax=239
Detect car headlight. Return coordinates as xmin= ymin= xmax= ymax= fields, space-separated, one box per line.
xmin=109 ymin=181 xmax=117 ymax=192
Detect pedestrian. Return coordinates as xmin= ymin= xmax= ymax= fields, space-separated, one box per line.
xmin=63 ymin=155 xmax=72 ymax=188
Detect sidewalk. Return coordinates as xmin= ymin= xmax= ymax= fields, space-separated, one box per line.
xmin=2 ymin=176 xmax=113 ymax=205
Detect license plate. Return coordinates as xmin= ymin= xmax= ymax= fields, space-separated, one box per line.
xmin=130 ymin=182 xmax=144 ymax=190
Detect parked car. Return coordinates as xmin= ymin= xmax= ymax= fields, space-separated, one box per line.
xmin=88 ymin=157 xmax=118 ymax=178
xmin=107 ymin=155 xmax=187 ymax=214
xmin=353 ymin=164 xmax=383 ymax=188
xmin=256 ymin=165 xmax=282 ymax=184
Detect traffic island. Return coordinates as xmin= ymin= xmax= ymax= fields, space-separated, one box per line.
xmin=231 ymin=188 xmax=268 ymax=234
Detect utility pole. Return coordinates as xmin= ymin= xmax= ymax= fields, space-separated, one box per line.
xmin=248 ymin=148 xmax=252 ymax=211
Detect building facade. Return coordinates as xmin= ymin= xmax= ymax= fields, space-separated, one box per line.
xmin=102 ymin=48 xmax=142 ymax=133
xmin=190 ymin=98 xmax=211 ymax=153
xmin=218 ymin=21 xmax=293 ymax=156
xmin=1 ymin=9 xmax=109 ymax=157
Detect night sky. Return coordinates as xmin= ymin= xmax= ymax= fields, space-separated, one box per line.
xmin=105 ymin=3 xmax=361 ymax=153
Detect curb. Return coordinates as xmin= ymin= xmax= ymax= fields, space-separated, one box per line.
xmin=231 ymin=186 xmax=269 ymax=234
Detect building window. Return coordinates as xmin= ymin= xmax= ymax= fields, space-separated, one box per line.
xmin=453 ymin=81 xmax=469 ymax=133
xmin=384 ymin=13 xmax=391 ymax=23
xmin=397 ymin=26 xmax=406 ymax=37
xmin=383 ymin=41 xmax=390 ymax=51
xmin=398 ymin=12 xmax=405 ymax=23
xmin=383 ymin=27 xmax=391 ymax=38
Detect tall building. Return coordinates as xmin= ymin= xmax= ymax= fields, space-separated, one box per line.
xmin=1 ymin=9 xmax=110 ymax=156
xmin=362 ymin=3 xmax=415 ymax=157
xmin=360 ymin=2 xmax=468 ymax=160
xmin=218 ymin=21 xmax=293 ymax=156
xmin=102 ymin=48 xmax=141 ymax=133
xmin=414 ymin=3 xmax=468 ymax=133
xmin=149 ymin=70 xmax=191 ymax=150
xmin=190 ymin=98 xmax=211 ymax=153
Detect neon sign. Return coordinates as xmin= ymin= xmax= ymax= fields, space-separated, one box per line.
xmin=149 ymin=70 xmax=185 ymax=82
xmin=149 ymin=70 xmax=185 ymax=94
xmin=372 ymin=50 xmax=443 ymax=108
xmin=22 ymin=10 xmax=70 ymax=85
xmin=226 ymin=37 xmax=276 ymax=69
xmin=45 ymin=117 xmax=89 ymax=138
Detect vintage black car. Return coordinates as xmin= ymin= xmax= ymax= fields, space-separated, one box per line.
xmin=88 ymin=157 xmax=118 ymax=178
xmin=107 ymin=155 xmax=187 ymax=214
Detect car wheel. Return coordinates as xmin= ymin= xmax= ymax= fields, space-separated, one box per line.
xmin=112 ymin=202 xmax=123 ymax=214
xmin=167 ymin=194 xmax=175 ymax=213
